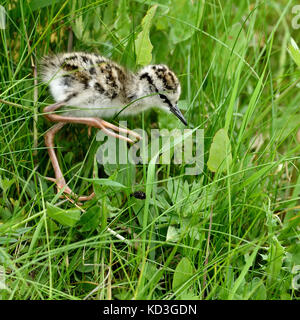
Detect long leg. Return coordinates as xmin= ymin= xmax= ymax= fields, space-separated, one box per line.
xmin=43 ymin=101 xmax=141 ymax=201
xmin=44 ymin=122 xmax=69 ymax=193
xmin=44 ymin=122 xmax=95 ymax=201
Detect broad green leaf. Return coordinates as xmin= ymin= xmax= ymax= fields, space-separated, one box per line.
xmin=172 ymin=257 xmax=194 ymax=291
xmin=166 ymin=225 xmax=180 ymax=242
xmin=46 ymin=202 xmax=81 ymax=227
xmin=288 ymin=38 xmax=300 ymax=68
xmin=78 ymin=205 xmax=101 ymax=232
xmin=47 ymin=219 xmax=59 ymax=232
xmin=207 ymin=128 xmax=232 ymax=173
xmin=81 ymin=177 xmax=126 ymax=189
xmin=135 ymin=5 xmax=157 ymax=66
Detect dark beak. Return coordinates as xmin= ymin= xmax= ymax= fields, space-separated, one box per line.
xmin=170 ymin=105 xmax=188 ymax=126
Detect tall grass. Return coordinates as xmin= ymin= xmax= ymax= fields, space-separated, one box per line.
xmin=0 ymin=0 xmax=299 ymax=300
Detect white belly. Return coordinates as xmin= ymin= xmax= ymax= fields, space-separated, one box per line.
xmin=61 ymin=99 xmax=126 ymax=119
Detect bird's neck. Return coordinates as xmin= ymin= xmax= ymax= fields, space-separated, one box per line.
xmin=121 ymin=78 xmax=155 ymax=116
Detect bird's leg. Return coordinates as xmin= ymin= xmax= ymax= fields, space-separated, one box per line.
xmin=44 ymin=102 xmax=96 ymax=201
xmin=45 ymin=113 xmax=142 ymax=143
xmin=44 ymin=122 xmax=95 ymax=201
xmin=44 ymin=122 xmax=70 ymax=193
xmin=43 ymin=101 xmax=66 ymax=114
xmin=43 ymin=101 xmax=141 ymax=202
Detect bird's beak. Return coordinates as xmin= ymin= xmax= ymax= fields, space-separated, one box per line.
xmin=170 ymin=105 xmax=188 ymax=126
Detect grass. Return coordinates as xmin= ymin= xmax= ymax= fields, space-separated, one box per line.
xmin=0 ymin=0 xmax=300 ymax=300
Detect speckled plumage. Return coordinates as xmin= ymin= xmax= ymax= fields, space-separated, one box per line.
xmin=40 ymin=52 xmax=186 ymax=124
xmin=41 ymin=52 xmax=187 ymax=201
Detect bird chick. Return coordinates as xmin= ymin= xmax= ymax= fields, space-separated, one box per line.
xmin=41 ymin=52 xmax=187 ymax=124
xmin=41 ymin=52 xmax=187 ymax=201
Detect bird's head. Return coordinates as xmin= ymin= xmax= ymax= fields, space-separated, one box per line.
xmin=137 ymin=64 xmax=187 ymax=126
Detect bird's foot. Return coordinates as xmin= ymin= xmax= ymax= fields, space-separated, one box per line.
xmin=99 ymin=120 xmax=142 ymax=143
xmin=45 ymin=177 xmax=95 ymax=203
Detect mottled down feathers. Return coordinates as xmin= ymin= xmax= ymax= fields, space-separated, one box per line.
xmin=41 ymin=52 xmax=186 ymax=124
